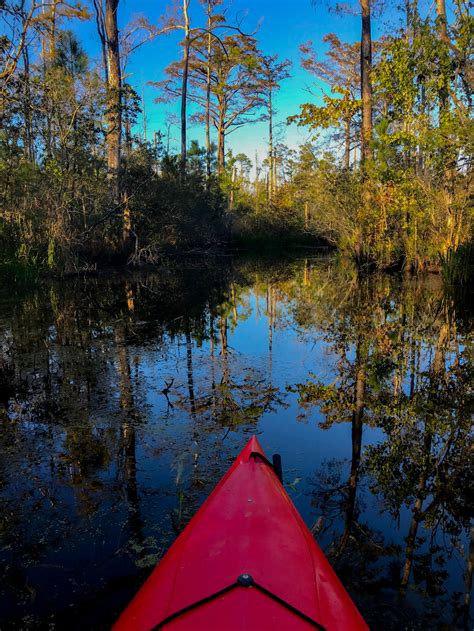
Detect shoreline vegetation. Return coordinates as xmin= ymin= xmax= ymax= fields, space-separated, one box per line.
xmin=1 ymin=1 xmax=472 ymax=286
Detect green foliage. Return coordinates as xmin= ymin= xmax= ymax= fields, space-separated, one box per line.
xmin=440 ymin=242 xmax=474 ymax=285
xmin=0 ymin=3 xmax=472 ymax=281
xmin=288 ymin=92 xmax=360 ymax=134
xmin=285 ymin=8 xmax=472 ymax=273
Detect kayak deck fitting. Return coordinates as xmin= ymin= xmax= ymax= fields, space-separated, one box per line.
xmin=113 ymin=436 xmax=368 ymax=630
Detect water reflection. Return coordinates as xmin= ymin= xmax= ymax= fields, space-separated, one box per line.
xmin=0 ymin=258 xmax=472 ymax=629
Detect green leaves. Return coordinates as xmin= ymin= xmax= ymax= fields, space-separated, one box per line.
xmin=288 ymin=96 xmax=361 ymax=132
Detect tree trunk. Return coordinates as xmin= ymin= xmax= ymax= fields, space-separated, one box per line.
xmin=360 ymin=0 xmax=372 ymax=164
xmin=435 ymin=0 xmax=449 ymax=112
xmin=229 ymin=166 xmax=236 ymax=209
xmin=344 ymin=114 xmax=351 ymax=170
xmin=417 ymin=83 xmax=426 ymax=176
xmin=123 ymin=90 xmax=132 ymax=156
xmin=142 ymin=88 xmax=147 ymax=142
xmin=153 ymin=130 xmax=158 ymax=163
xmin=205 ymin=0 xmax=212 ymax=185
xmin=436 ymin=0 xmax=456 ymax=246
xmin=180 ymin=0 xmax=191 ymax=177
xmin=105 ymin=0 xmax=122 ymax=203
xmin=436 ymin=0 xmax=449 ymax=43
xmin=268 ymin=89 xmax=273 ymax=203
xmin=122 ymin=190 xmax=131 ymax=243
xmin=49 ymin=0 xmax=58 ymax=61
xmin=217 ymin=112 xmax=225 ymax=173
xmin=93 ymin=0 xmax=109 ymax=83
xmin=255 ymin=150 xmax=259 ymax=212
xmin=22 ymin=45 xmax=34 ymax=162
xmin=272 ymin=155 xmax=277 ymax=198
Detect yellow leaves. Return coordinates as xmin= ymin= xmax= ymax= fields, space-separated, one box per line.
xmin=32 ymin=2 xmax=91 ymax=26
xmin=45 ymin=159 xmax=63 ymax=181
xmin=287 ymin=96 xmax=360 ymax=131
xmin=57 ymin=4 xmax=91 ymax=22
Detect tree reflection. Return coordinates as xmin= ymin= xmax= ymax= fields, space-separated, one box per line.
xmin=291 ymin=267 xmax=473 ymax=626
xmin=0 ymin=259 xmax=471 ymax=628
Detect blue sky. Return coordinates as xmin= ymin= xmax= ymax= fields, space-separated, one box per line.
xmin=72 ymin=0 xmax=411 ymax=160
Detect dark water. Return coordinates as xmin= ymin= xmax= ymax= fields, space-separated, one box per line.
xmin=0 ymin=257 xmax=472 ymax=630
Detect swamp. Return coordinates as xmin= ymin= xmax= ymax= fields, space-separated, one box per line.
xmin=0 ymin=256 xmax=472 ymax=629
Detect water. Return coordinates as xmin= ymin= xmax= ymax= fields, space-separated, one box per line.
xmin=0 ymin=256 xmax=472 ymax=629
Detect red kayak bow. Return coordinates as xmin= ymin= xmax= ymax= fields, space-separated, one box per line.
xmin=113 ymin=436 xmax=368 ymax=630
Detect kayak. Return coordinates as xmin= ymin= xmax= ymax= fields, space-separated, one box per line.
xmin=113 ymin=436 xmax=368 ymax=630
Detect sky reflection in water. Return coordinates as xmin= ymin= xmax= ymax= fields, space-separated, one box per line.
xmin=0 ymin=257 xmax=472 ymax=629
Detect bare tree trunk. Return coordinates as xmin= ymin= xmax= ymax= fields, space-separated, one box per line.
xmin=142 ymin=88 xmax=147 ymax=142
xmin=344 ymin=115 xmax=351 ymax=170
xmin=180 ymin=0 xmax=191 ymax=177
xmin=417 ymin=83 xmax=425 ymax=176
xmin=0 ymin=2 xmax=38 ymax=86
xmin=436 ymin=0 xmax=456 ymax=248
xmin=153 ymin=130 xmax=158 ymax=162
xmin=272 ymin=154 xmax=277 ymax=197
xmin=268 ymin=88 xmax=273 ymax=203
xmin=41 ymin=2 xmax=53 ymax=158
xmin=22 ymin=45 xmax=34 ymax=162
xmin=49 ymin=0 xmax=58 ymax=60
xmin=360 ymin=0 xmax=372 ymax=164
xmin=205 ymin=0 xmax=212 ymax=185
xmin=123 ymin=89 xmax=132 ymax=156
xmin=217 ymin=110 xmax=225 ymax=173
xmin=93 ymin=0 xmax=109 ymax=83
xmin=255 ymin=150 xmax=259 ymax=212
xmin=105 ymin=0 xmax=122 ymax=203
xmin=122 ymin=191 xmax=131 ymax=244
xmin=436 ymin=0 xmax=449 ymax=43
xmin=229 ymin=166 xmax=236 ymax=209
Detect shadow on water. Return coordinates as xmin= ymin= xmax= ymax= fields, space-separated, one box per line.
xmin=0 ymin=256 xmax=472 ymax=629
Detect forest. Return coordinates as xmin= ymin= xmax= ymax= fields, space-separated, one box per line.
xmin=1 ymin=3 xmax=473 ymax=626
xmin=0 ymin=0 xmax=472 ymax=280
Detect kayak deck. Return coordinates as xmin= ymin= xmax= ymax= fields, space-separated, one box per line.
xmin=113 ymin=436 xmax=368 ymax=630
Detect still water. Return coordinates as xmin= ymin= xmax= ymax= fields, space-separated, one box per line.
xmin=0 ymin=257 xmax=472 ymax=629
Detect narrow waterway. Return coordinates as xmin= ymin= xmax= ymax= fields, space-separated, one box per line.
xmin=0 ymin=256 xmax=472 ymax=629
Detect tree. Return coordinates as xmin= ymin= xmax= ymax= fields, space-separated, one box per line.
xmin=0 ymin=1 xmax=43 ymax=87
xmin=289 ymin=35 xmax=360 ymax=169
xmin=150 ymin=0 xmax=238 ymax=176
xmin=260 ymin=55 xmax=291 ymax=201
xmin=104 ymin=0 xmax=122 ymax=206
xmin=360 ymin=0 xmax=372 ymax=163
xmin=200 ymin=0 xmax=223 ymax=181
xmin=154 ymin=31 xmax=266 ymax=174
